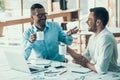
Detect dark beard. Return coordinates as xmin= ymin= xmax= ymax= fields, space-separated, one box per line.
xmin=36 ymin=20 xmax=46 ymax=31
xmin=88 ymin=20 xmax=97 ymax=32
xmin=38 ymin=19 xmax=46 ymax=27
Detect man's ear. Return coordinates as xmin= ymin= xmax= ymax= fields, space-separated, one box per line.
xmin=96 ymin=19 xmax=101 ymax=26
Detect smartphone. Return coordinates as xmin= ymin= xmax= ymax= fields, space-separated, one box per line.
xmin=54 ymin=65 xmax=66 ymax=69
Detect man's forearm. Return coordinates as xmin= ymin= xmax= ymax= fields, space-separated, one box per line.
xmin=67 ymin=46 xmax=82 ymax=59
xmin=23 ymin=41 xmax=33 ymax=60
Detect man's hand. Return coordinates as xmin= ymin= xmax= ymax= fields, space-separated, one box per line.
xmin=29 ymin=34 xmax=36 ymax=43
xmin=67 ymin=27 xmax=79 ymax=36
xmin=67 ymin=46 xmax=89 ymax=67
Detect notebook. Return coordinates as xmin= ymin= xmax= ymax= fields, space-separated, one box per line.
xmin=4 ymin=46 xmax=47 ymax=74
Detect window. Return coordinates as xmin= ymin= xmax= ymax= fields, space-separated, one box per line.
xmin=0 ymin=0 xmax=52 ymax=45
xmin=95 ymin=0 xmax=118 ymax=27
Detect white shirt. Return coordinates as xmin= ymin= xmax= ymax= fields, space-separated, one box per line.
xmin=83 ymin=28 xmax=119 ymax=74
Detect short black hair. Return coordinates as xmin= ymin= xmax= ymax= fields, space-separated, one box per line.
xmin=90 ymin=7 xmax=109 ymax=27
xmin=30 ymin=3 xmax=44 ymax=16
xmin=31 ymin=3 xmax=44 ymax=11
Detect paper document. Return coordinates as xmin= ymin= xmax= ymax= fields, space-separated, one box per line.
xmin=71 ymin=67 xmax=91 ymax=73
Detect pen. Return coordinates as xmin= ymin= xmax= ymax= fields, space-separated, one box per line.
xmin=72 ymin=71 xmax=85 ymax=74
xmin=71 ymin=70 xmax=92 ymax=74
xmin=45 ymin=71 xmax=60 ymax=73
xmin=59 ymin=70 xmax=67 ymax=75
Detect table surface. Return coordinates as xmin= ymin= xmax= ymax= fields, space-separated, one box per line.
xmin=0 ymin=47 xmax=120 ymax=80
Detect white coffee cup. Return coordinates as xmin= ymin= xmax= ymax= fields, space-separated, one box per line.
xmin=36 ymin=31 xmax=44 ymax=40
xmin=59 ymin=43 xmax=66 ymax=55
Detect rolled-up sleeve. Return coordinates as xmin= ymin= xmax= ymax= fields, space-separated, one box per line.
xmin=95 ymin=40 xmax=113 ymax=74
xmin=23 ymin=29 xmax=33 ymax=60
xmin=56 ymin=23 xmax=73 ymax=45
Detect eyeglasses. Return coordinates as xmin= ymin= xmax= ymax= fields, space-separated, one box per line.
xmin=36 ymin=13 xmax=48 ymax=18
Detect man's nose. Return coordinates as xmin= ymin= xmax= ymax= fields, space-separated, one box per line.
xmin=86 ymin=20 xmax=88 ymax=24
xmin=42 ymin=14 xmax=46 ymax=18
xmin=39 ymin=15 xmax=46 ymax=20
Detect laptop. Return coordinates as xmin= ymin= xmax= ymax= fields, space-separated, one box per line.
xmin=4 ymin=46 xmax=47 ymax=74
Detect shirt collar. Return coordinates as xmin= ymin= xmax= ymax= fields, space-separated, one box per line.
xmin=93 ymin=28 xmax=108 ymax=38
xmin=33 ymin=21 xmax=49 ymax=32
xmin=99 ymin=27 xmax=108 ymax=35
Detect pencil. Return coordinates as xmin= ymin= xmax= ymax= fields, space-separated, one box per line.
xmin=59 ymin=70 xmax=67 ymax=75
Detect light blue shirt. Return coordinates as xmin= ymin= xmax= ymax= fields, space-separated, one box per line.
xmin=23 ymin=21 xmax=73 ymax=62
xmin=83 ymin=28 xmax=119 ymax=74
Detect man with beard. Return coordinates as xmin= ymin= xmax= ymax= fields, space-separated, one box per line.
xmin=67 ymin=7 xmax=119 ymax=74
xmin=23 ymin=3 xmax=78 ymax=62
